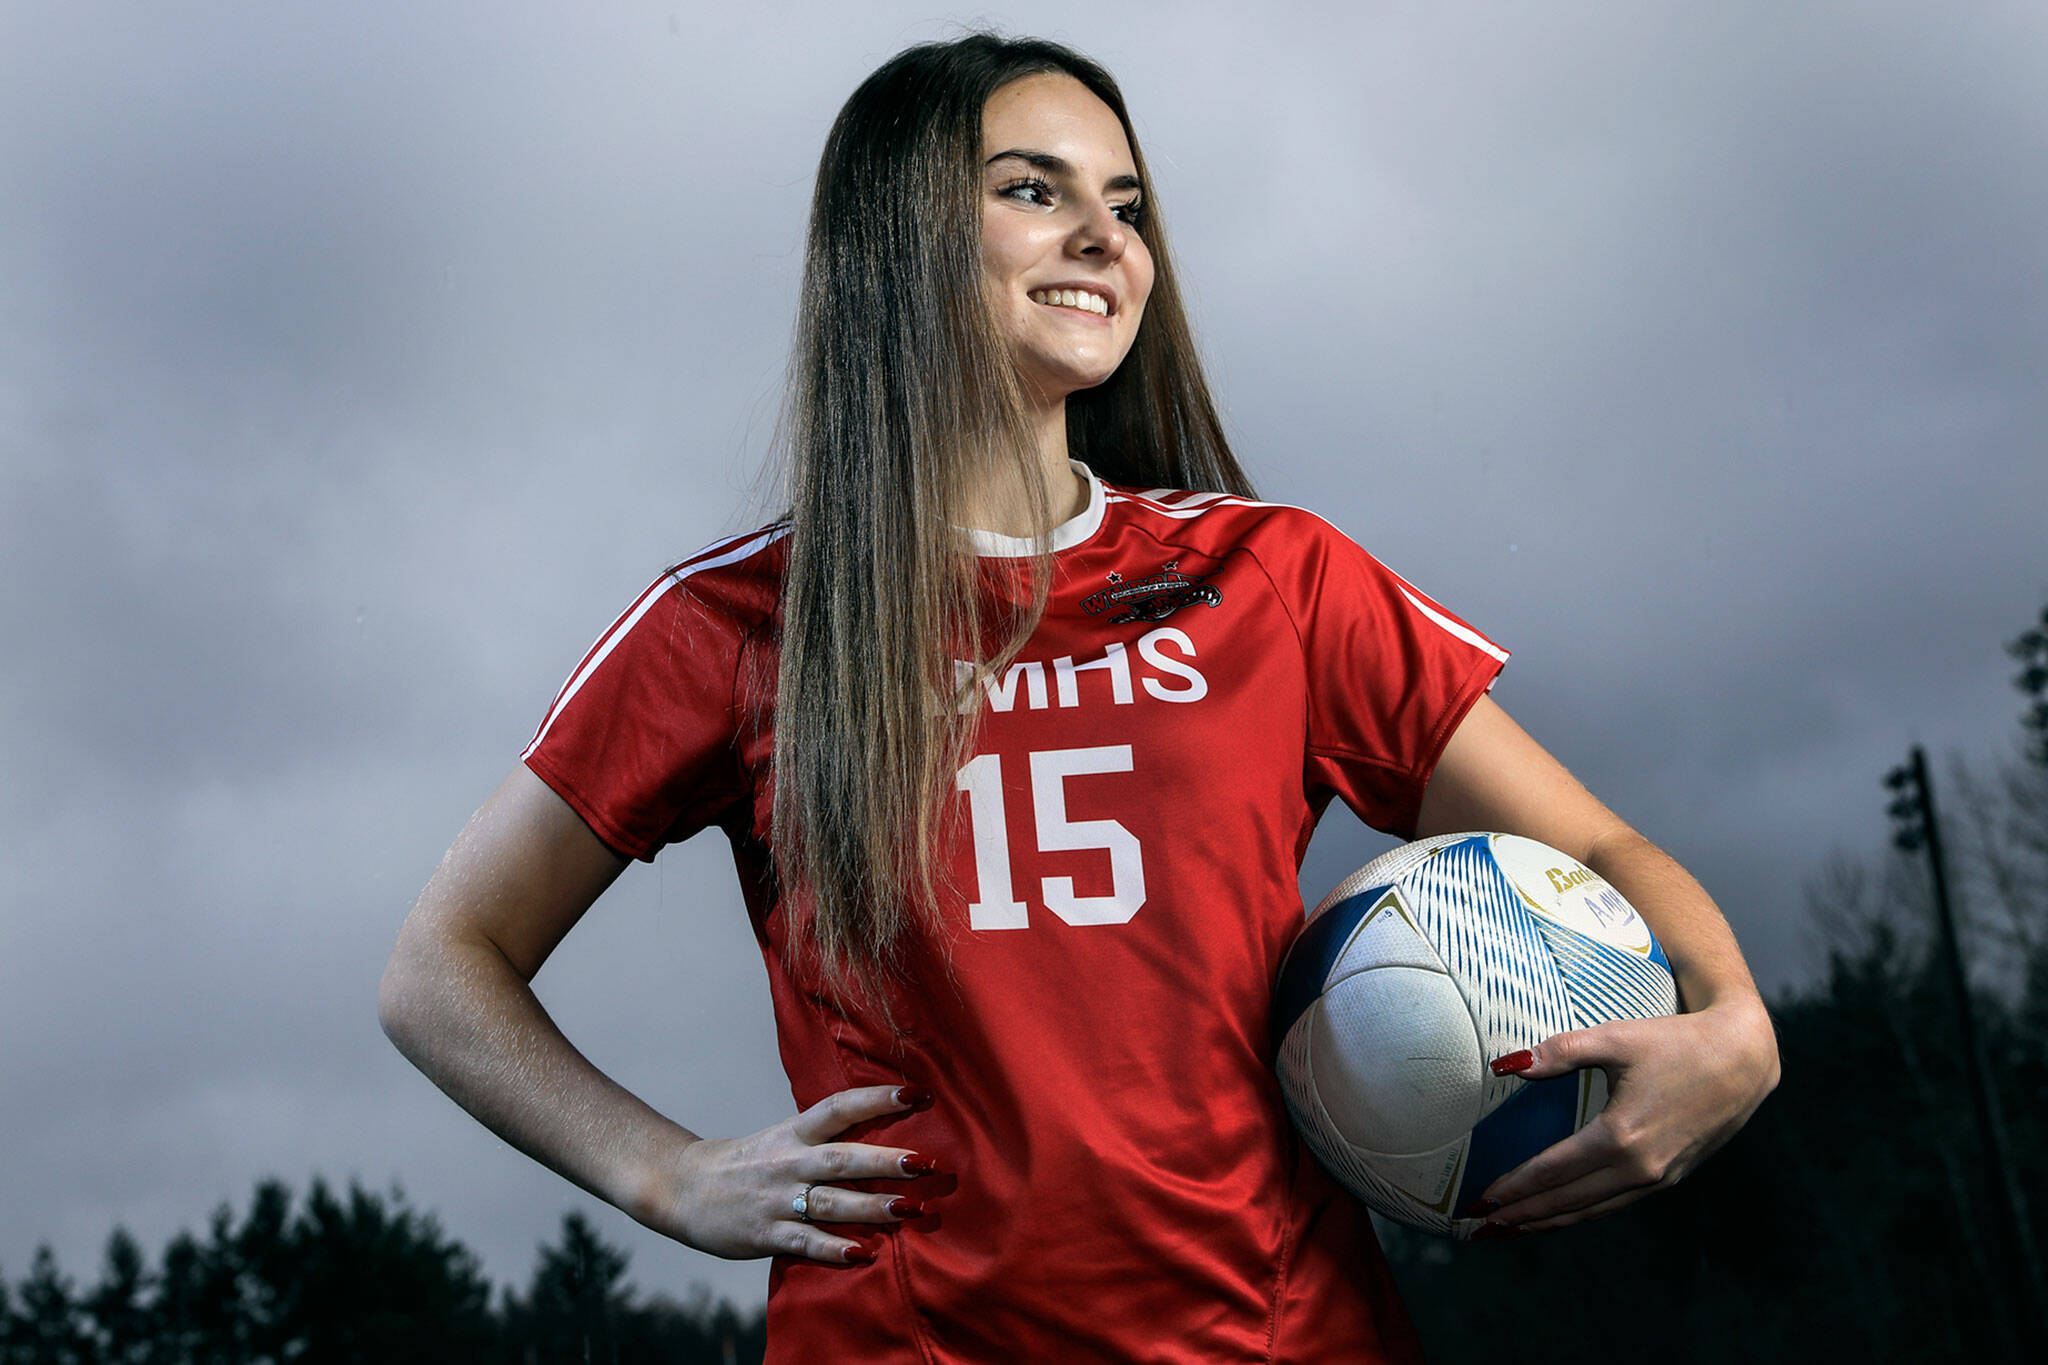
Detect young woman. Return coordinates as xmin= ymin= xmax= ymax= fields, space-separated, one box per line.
xmin=379 ymin=33 xmax=1779 ymax=1363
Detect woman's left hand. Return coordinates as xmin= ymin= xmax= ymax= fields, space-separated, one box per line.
xmin=1470 ymin=997 xmax=1779 ymax=1231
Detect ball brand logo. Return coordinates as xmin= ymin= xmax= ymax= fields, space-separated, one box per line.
xmin=1082 ymin=558 xmax=1222 ymax=625
xmin=1584 ymin=887 xmax=1638 ymax=929
xmin=1545 ymin=866 xmax=1638 ymax=929
xmin=1545 ymin=866 xmax=1597 ymax=894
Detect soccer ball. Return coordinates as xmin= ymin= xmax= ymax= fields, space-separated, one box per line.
xmin=1273 ymin=832 xmax=1677 ymax=1238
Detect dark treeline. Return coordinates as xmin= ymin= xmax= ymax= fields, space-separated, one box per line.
xmin=0 ymin=1180 xmax=765 ymax=1364
xmin=8 ymin=610 xmax=2046 ymax=1363
xmin=1386 ymin=604 xmax=2048 ymax=1364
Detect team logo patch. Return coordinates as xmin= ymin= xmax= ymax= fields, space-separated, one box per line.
xmin=1081 ymin=559 xmax=1222 ymax=624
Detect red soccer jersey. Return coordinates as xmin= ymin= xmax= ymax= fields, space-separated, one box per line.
xmin=523 ymin=463 xmax=1507 ymax=1364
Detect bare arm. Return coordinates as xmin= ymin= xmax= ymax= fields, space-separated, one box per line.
xmin=1415 ymin=695 xmax=1781 ymax=1229
xmin=378 ymin=765 xmax=661 ymax=1214
xmin=378 ymin=765 xmax=929 ymax=1263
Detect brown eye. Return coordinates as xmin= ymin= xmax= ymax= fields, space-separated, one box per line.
xmin=1000 ymin=176 xmax=1057 ymax=206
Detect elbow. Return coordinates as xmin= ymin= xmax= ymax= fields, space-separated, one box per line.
xmin=377 ymin=943 xmax=430 ymax=1055
xmin=1728 ymin=995 xmax=1783 ymax=1103
xmin=378 ymin=924 xmax=508 ymax=1060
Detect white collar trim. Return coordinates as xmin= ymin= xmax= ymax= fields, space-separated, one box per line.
xmin=962 ymin=460 xmax=1107 ymax=558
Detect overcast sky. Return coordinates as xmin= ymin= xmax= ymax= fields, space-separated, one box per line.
xmin=5 ymin=0 xmax=2044 ymax=1311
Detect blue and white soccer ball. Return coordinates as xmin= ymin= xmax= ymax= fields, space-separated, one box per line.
xmin=1274 ymin=832 xmax=1678 ymax=1239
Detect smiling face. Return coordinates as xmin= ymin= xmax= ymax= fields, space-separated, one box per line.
xmin=980 ymin=72 xmax=1154 ymax=405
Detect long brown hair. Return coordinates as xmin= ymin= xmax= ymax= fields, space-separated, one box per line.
xmin=771 ymin=32 xmax=1252 ymax=994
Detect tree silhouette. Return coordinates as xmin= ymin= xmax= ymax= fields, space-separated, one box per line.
xmin=284 ymin=1178 xmax=497 ymax=1363
xmin=505 ymin=1211 xmax=635 ymax=1364
xmin=0 ymin=1183 xmax=762 ymax=1364
xmin=80 ymin=1229 xmax=151 ymax=1365
xmin=2009 ymin=604 xmax=2048 ymax=767
xmin=12 ymin=1246 xmax=92 ymax=1365
xmin=502 ymin=1212 xmax=769 ymax=1365
xmin=153 ymin=1224 xmax=234 ymax=1362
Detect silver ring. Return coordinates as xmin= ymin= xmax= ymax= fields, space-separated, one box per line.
xmin=793 ymin=1184 xmax=818 ymax=1223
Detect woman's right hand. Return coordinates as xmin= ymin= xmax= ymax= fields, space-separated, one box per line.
xmin=381 ymin=769 xmax=938 ymax=1270
xmin=651 ymin=1084 xmax=937 ymax=1265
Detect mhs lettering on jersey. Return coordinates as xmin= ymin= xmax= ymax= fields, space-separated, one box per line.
xmin=952 ymin=626 xmax=1208 ymax=713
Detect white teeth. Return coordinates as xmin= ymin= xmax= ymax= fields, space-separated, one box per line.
xmin=1031 ymin=288 xmax=1110 ymax=315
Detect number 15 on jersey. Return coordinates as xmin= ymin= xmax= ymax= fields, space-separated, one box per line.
xmin=953 ymin=745 xmax=1147 ymax=930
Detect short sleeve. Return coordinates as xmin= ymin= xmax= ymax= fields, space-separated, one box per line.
xmin=521 ymin=571 xmax=757 ymax=861
xmin=1262 ymin=515 xmax=1508 ymax=837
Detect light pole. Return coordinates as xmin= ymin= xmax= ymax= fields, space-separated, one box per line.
xmin=1887 ymin=745 xmax=2046 ymax=1355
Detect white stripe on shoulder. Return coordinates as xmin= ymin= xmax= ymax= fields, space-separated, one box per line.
xmin=1109 ymin=490 xmax=1275 ymax=521
xmin=1133 ymin=487 xmax=1238 ymax=509
xmin=1110 ymin=489 xmax=1508 ymax=664
xmin=1399 ymin=585 xmax=1511 ymax=663
xmin=522 ymin=525 xmax=787 ymax=759
xmin=674 ymin=525 xmax=780 ymax=571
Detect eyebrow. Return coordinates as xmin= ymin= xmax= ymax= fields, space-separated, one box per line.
xmin=985 ymin=148 xmax=1143 ymax=195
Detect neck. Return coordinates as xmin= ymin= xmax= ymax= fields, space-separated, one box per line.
xmin=954 ymin=394 xmax=1085 ymax=539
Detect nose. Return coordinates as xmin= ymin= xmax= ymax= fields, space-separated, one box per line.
xmin=1068 ymin=199 xmax=1128 ymax=261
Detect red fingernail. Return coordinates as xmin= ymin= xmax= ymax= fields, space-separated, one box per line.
xmin=843 ymin=1244 xmax=874 ymax=1265
xmin=886 ymin=1197 xmax=925 ymax=1219
xmin=894 ymin=1085 xmax=934 ymax=1110
xmin=1467 ymin=1197 xmax=1500 ymax=1218
xmin=899 ymin=1153 xmax=938 ymax=1176
xmin=1490 ymin=1049 xmax=1536 ymax=1076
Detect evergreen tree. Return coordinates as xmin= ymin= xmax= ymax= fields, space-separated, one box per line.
xmin=4 ymin=1181 xmax=767 ymax=1364
xmin=153 ymin=1227 xmax=232 ymax=1363
xmin=14 ymin=1247 xmax=90 ymax=1365
xmin=81 ymin=1228 xmax=153 ymax=1365
xmin=0 ymin=1267 xmax=17 ymax=1364
xmin=285 ymin=1178 xmax=496 ymax=1364
xmin=231 ymin=1179 xmax=296 ymax=1361
xmin=506 ymin=1211 xmax=635 ymax=1364
xmin=500 ymin=1213 xmax=767 ymax=1365
xmin=2009 ymin=604 xmax=2048 ymax=767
